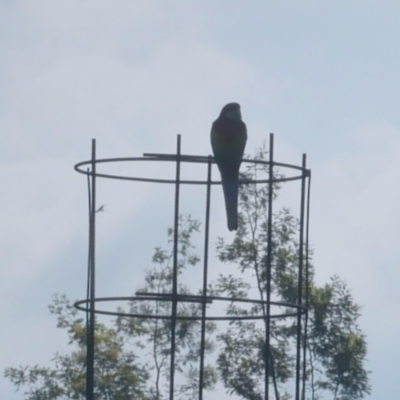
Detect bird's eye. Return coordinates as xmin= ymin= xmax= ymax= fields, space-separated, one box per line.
xmin=226 ymin=109 xmax=241 ymax=119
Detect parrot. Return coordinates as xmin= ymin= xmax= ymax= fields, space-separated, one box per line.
xmin=211 ymin=103 xmax=247 ymax=231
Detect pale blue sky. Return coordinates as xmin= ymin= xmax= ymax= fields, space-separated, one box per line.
xmin=1 ymin=1 xmax=400 ymax=399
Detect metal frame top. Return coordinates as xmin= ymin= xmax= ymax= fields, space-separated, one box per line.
xmin=74 ymin=153 xmax=310 ymax=185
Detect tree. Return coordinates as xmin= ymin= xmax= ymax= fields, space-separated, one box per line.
xmin=5 ymin=294 xmax=150 ymax=400
xmin=118 ymin=215 xmax=218 ymax=400
xmin=213 ymin=146 xmax=370 ymax=400
xmin=5 ymin=147 xmax=370 ymax=400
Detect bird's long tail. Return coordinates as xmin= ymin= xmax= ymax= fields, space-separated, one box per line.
xmin=221 ymin=174 xmax=239 ymax=231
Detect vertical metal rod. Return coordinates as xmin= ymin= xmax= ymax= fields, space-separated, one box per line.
xmin=86 ymin=139 xmax=96 ymax=400
xmin=86 ymin=168 xmax=91 ymax=338
xmin=169 ymin=134 xmax=181 ymax=400
xmin=295 ymin=154 xmax=307 ymax=400
xmin=199 ymin=156 xmax=213 ymax=400
xmin=301 ymin=172 xmax=311 ymax=400
xmin=265 ymin=133 xmax=274 ymax=400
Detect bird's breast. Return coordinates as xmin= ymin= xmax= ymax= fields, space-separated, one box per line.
xmin=213 ymin=120 xmax=246 ymax=145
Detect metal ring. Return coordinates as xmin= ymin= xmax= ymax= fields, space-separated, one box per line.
xmin=74 ymin=294 xmax=307 ymax=322
xmin=74 ymin=153 xmax=310 ymax=185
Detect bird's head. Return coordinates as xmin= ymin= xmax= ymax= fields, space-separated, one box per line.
xmin=219 ymin=102 xmax=242 ymax=120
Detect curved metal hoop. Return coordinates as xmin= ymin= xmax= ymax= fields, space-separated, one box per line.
xmin=74 ymin=153 xmax=310 ymax=185
xmin=74 ymin=294 xmax=307 ymax=321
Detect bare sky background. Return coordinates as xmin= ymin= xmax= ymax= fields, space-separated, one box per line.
xmin=1 ymin=1 xmax=400 ymax=399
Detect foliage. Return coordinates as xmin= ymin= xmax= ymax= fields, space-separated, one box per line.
xmin=307 ymin=277 xmax=370 ymax=400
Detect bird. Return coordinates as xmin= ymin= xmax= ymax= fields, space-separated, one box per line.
xmin=95 ymin=205 xmax=105 ymax=213
xmin=211 ymin=103 xmax=247 ymax=231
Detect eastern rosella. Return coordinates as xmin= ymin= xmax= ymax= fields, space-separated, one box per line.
xmin=211 ymin=103 xmax=247 ymax=231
